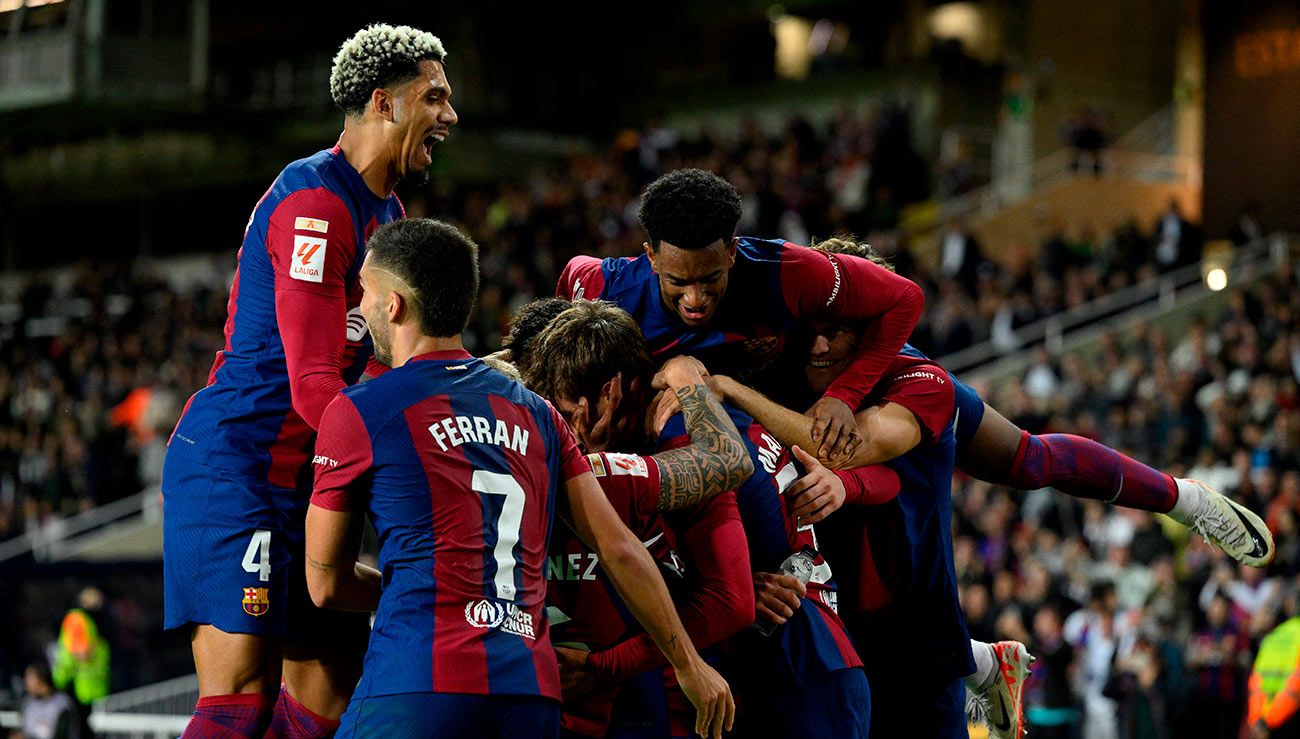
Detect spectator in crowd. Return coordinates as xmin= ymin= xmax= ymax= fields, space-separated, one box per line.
xmin=11 ymin=662 xmax=81 ymax=739
xmin=1232 ymin=203 xmax=1266 ymax=248
xmin=1154 ymin=199 xmax=1202 ymax=272
xmin=1064 ymin=107 xmax=1108 ymax=176
xmin=1247 ymin=586 xmax=1300 ymax=739
xmin=51 ymin=587 xmax=109 ymax=728
xmin=1187 ymin=591 xmax=1250 ymax=738
xmin=938 ymin=218 xmax=985 ymax=298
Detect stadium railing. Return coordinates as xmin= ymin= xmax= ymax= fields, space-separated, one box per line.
xmin=0 ymin=670 xmax=196 ymax=737
xmin=947 ymin=233 xmax=1296 ymax=382
xmin=0 ymin=487 xmax=160 ymax=564
xmin=940 ymin=106 xmax=1193 ymax=224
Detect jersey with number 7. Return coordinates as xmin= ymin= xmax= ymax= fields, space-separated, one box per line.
xmin=310 ymin=350 xmax=589 ymax=701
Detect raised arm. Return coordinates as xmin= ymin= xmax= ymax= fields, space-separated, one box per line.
xmin=649 ymin=357 xmax=753 ymax=511
xmin=564 ymin=470 xmax=735 ymax=739
xmin=780 ymin=247 xmax=923 ymax=409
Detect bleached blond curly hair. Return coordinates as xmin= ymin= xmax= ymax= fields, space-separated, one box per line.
xmin=329 ymin=24 xmax=447 ymax=115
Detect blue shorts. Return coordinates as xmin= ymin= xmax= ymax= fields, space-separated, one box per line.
xmin=162 ymin=451 xmax=361 ymax=639
xmin=338 ymin=693 xmax=560 ymax=739
xmin=734 ymin=666 xmax=871 ymax=738
xmin=865 ymin=669 xmax=966 ymax=739
xmin=949 ymin=370 xmax=986 ymax=457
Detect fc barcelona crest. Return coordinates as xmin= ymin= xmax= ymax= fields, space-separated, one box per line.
xmin=242 ymin=587 xmax=270 ymax=617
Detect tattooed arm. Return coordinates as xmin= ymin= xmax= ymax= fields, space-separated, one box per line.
xmin=649 ymin=357 xmax=755 ymax=512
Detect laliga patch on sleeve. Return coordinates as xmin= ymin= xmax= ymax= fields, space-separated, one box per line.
xmin=291 ymin=235 xmax=327 ymax=283
xmin=606 ymin=453 xmax=649 ymax=478
xmin=587 ymin=453 xmax=608 ymax=478
xmin=294 ymin=216 xmax=329 ymax=233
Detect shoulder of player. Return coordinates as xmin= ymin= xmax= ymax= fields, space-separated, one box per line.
xmin=735 ymin=235 xmax=804 ymax=264
xmin=591 ymin=252 xmax=650 ymax=287
xmin=881 ymin=357 xmax=952 ymax=389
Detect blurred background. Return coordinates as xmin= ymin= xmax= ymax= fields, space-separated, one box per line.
xmin=0 ymin=0 xmax=1298 ymax=736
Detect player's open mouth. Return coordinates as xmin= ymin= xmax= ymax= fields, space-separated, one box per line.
xmin=681 ymin=306 xmax=709 ymax=321
xmin=809 ymin=358 xmax=841 ymax=368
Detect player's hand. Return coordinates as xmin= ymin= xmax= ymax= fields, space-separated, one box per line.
xmin=787 ymin=445 xmax=846 ymax=525
xmin=807 ymin=396 xmax=860 ymax=463
xmin=650 ymin=388 xmax=682 ymax=436
xmin=555 ymin=646 xmax=601 ymax=699
xmin=753 ymin=571 xmax=805 ymax=625
xmin=652 ymin=355 xmax=709 ymax=390
xmin=704 ymin=374 xmax=732 ymax=403
xmin=675 ymin=657 xmax=734 ymax=739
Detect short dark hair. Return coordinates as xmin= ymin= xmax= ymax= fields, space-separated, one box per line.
xmin=366 ymin=218 xmax=479 ymax=337
xmin=638 ymin=168 xmax=743 ymax=250
xmin=503 ymin=297 xmax=571 ymax=368
xmin=520 ymin=300 xmax=653 ymax=403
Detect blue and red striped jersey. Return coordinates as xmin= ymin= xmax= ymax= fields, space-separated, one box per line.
xmin=657 ymin=407 xmax=862 ymax=684
xmin=556 ymin=237 xmax=923 ymax=409
xmin=170 ymin=145 xmax=403 ymax=490
xmin=311 ymin=350 xmax=589 ymax=701
xmin=829 ymin=348 xmax=976 ymax=683
xmin=546 ymin=451 xmax=750 ymax=737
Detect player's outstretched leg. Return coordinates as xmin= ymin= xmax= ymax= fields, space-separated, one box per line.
xmin=964 ymin=640 xmax=1033 ymax=739
xmin=1169 ymin=478 xmax=1274 ymax=567
xmin=961 ymin=403 xmax=1274 ymax=567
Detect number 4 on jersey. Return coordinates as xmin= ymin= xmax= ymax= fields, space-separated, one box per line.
xmin=242 ymin=529 xmax=272 ymax=582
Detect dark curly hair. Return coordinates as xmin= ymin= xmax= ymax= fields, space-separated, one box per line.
xmin=637 ymin=169 xmax=743 ymax=251
xmin=503 ymin=297 xmax=571 ymax=368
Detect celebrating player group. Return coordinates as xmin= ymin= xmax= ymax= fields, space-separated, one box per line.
xmin=161 ymin=22 xmax=1276 ymax=739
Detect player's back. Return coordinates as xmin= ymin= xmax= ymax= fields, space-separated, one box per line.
xmin=339 ymin=351 xmax=567 ymax=701
xmin=171 ymin=145 xmax=403 ymax=488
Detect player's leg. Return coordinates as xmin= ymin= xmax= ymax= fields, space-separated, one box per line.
xmin=965 ymin=401 xmax=1179 ymax=512
xmin=186 ymin=627 xmax=281 ymax=737
xmin=269 ymin=614 xmax=369 ymax=738
xmin=965 ymin=640 xmax=1033 ymax=739
xmin=952 ymin=372 xmax=1272 ymax=566
xmin=264 ymin=501 xmax=370 ymax=738
xmin=164 ymin=460 xmax=290 ymax=738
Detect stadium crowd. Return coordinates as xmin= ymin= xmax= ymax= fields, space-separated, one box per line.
xmin=951 ymin=259 xmax=1300 ymax=738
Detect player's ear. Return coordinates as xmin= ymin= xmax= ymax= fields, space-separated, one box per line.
xmin=386 ymin=291 xmax=403 ymax=323
xmin=643 ymin=243 xmax=656 ymax=271
xmin=570 ymin=397 xmax=591 ymax=443
xmin=371 ymin=86 xmax=395 ymax=123
xmin=726 ymin=237 xmax=739 ymax=267
xmin=602 ymin=372 xmax=624 ymax=412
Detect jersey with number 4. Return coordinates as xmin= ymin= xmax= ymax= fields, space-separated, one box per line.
xmin=169 ymin=144 xmax=403 ymax=492
xmin=311 ymin=350 xmax=589 ymax=701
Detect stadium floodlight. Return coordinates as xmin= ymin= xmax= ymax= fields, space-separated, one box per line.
xmin=1206 ymin=267 xmax=1228 ymax=291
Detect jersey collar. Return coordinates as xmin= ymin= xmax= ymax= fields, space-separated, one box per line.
xmin=409 ymin=349 xmax=475 ymax=363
